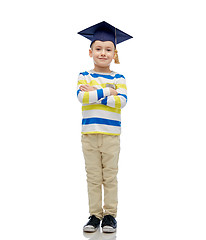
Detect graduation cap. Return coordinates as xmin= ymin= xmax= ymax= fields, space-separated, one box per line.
xmin=78 ymin=21 xmax=133 ymax=64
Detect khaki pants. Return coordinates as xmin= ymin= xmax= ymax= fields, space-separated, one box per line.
xmin=81 ymin=134 xmax=120 ymax=220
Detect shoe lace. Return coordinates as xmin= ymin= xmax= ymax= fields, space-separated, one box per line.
xmin=102 ymin=215 xmax=115 ymax=225
xmin=88 ymin=215 xmax=99 ymax=225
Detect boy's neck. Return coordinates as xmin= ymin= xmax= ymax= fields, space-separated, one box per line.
xmin=93 ymin=65 xmax=112 ymax=73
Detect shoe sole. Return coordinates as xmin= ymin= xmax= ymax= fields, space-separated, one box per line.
xmin=83 ymin=225 xmax=99 ymax=233
xmin=102 ymin=226 xmax=116 ymax=233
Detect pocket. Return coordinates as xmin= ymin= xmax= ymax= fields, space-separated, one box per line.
xmin=106 ymin=83 xmax=115 ymax=89
xmin=81 ymin=134 xmax=86 ymax=142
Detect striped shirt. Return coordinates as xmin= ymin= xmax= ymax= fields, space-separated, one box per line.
xmin=77 ymin=70 xmax=127 ymax=135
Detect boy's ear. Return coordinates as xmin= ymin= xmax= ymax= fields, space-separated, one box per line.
xmin=113 ymin=52 xmax=115 ymax=60
xmin=113 ymin=50 xmax=117 ymax=60
xmin=89 ymin=49 xmax=93 ymax=58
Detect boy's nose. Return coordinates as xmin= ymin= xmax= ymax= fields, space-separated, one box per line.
xmin=101 ymin=49 xmax=106 ymax=55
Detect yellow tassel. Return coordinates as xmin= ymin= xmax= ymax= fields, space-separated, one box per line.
xmin=114 ymin=49 xmax=120 ymax=64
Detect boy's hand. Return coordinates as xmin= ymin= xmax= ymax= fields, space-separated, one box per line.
xmin=110 ymin=88 xmax=118 ymax=96
xmin=80 ymin=84 xmax=97 ymax=92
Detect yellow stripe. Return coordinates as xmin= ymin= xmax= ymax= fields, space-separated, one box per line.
xmin=82 ymin=104 xmax=121 ymax=114
xmin=114 ymin=96 xmax=121 ymax=109
xmin=87 ymin=82 xmax=111 ymax=88
xmin=83 ymin=92 xmax=89 ymax=104
xmin=116 ymin=84 xmax=127 ymax=90
xmin=78 ymin=80 xmax=87 ymax=85
xmin=78 ymin=81 xmax=126 ymax=90
xmin=82 ymin=131 xmax=120 ymax=135
xmin=78 ymin=80 xmax=122 ymax=90
xmin=89 ymin=80 xmax=99 ymax=86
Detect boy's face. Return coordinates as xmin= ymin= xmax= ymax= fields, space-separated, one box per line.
xmin=89 ymin=40 xmax=115 ymax=69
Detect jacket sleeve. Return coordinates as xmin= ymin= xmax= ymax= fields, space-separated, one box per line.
xmin=101 ymin=75 xmax=127 ymax=109
xmin=77 ymin=73 xmax=111 ymax=104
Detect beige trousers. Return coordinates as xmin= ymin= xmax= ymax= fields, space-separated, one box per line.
xmin=81 ymin=134 xmax=120 ymax=220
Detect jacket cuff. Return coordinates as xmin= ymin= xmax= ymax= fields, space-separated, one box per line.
xmin=103 ymin=87 xmax=110 ymax=97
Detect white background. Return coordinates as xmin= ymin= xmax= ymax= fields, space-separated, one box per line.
xmin=0 ymin=0 xmax=206 ymax=239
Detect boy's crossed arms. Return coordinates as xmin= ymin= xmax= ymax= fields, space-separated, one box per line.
xmin=79 ymin=84 xmax=118 ymax=96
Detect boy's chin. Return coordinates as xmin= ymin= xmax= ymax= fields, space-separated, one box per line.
xmin=95 ymin=63 xmax=111 ymax=68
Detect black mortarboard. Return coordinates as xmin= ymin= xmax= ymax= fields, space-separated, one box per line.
xmin=77 ymin=21 xmax=133 ymax=47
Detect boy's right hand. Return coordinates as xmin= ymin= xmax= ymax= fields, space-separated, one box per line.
xmin=109 ymin=88 xmax=118 ymax=96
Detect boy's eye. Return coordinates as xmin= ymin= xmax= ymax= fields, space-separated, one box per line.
xmin=96 ymin=48 xmax=101 ymax=51
xmin=107 ymin=49 xmax=111 ymax=52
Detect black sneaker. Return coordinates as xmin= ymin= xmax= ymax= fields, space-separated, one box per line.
xmin=101 ymin=215 xmax=117 ymax=233
xmin=83 ymin=215 xmax=100 ymax=233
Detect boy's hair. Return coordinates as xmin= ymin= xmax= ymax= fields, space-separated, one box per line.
xmin=90 ymin=41 xmax=116 ymax=50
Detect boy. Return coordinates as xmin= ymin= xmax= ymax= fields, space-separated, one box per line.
xmin=77 ymin=21 xmax=132 ymax=233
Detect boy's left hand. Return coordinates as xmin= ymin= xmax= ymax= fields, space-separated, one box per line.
xmin=80 ymin=84 xmax=97 ymax=92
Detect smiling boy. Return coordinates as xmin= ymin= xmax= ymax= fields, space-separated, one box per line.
xmin=79 ymin=40 xmax=118 ymax=95
xmin=77 ymin=21 xmax=132 ymax=233
xmin=89 ymin=40 xmax=116 ymax=73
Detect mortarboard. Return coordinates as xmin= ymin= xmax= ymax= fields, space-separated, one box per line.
xmin=78 ymin=21 xmax=133 ymax=64
xmin=78 ymin=21 xmax=133 ymax=47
